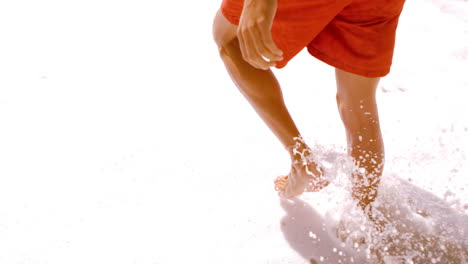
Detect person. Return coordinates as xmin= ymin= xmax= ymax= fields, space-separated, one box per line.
xmin=212 ymin=0 xmax=406 ymax=211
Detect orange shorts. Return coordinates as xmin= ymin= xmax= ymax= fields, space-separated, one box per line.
xmin=221 ymin=0 xmax=406 ymax=77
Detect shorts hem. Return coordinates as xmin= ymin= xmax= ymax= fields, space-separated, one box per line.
xmin=307 ymin=46 xmax=391 ymax=78
xmin=221 ymin=6 xmax=240 ymax=25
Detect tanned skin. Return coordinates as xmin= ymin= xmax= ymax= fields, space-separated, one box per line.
xmin=212 ymin=0 xmax=384 ymax=210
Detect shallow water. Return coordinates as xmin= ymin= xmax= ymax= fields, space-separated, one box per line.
xmin=281 ymin=144 xmax=468 ymax=263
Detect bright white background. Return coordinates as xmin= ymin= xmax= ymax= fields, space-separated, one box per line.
xmin=0 ymin=0 xmax=467 ymax=263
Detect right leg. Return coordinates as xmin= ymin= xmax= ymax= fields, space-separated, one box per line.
xmin=212 ymin=10 xmax=325 ymax=196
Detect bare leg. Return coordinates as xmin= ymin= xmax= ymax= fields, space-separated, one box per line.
xmin=213 ymin=10 xmax=300 ymax=151
xmin=213 ymin=10 xmax=326 ymax=196
xmin=335 ymin=68 xmax=385 ymax=211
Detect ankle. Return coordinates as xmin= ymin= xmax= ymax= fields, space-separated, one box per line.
xmin=286 ymin=136 xmax=311 ymax=163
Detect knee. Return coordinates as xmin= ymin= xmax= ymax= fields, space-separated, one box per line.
xmin=336 ymin=93 xmax=357 ymax=128
xmin=336 ymin=93 xmax=344 ymax=118
xmin=337 ymin=92 xmax=379 ymax=127
xmin=212 ymin=18 xmax=223 ymax=49
xmin=212 ymin=10 xmax=237 ymax=51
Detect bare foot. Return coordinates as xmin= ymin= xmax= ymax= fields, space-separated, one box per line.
xmin=274 ymin=157 xmax=329 ymax=198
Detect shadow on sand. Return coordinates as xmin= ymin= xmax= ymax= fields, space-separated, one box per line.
xmin=279 ymin=197 xmax=365 ymax=263
xmin=279 ymin=175 xmax=467 ymax=264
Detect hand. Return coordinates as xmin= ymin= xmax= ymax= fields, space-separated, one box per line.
xmin=237 ymin=0 xmax=283 ymax=70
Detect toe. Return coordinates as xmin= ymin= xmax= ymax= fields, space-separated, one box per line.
xmin=275 ymin=175 xmax=287 ymax=181
xmin=274 ymin=177 xmax=288 ymax=191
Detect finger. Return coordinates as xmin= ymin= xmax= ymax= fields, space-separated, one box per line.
xmin=257 ymin=22 xmax=283 ymax=58
xmin=236 ymin=28 xmax=249 ymax=64
xmin=252 ymin=24 xmax=283 ymax=62
xmin=238 ymin=27 xmax=263 ymax=69
xmin=245 ymin=27 xmax=272 ymax=69
xmin=249 ymin=26 xmax=279 ymax=67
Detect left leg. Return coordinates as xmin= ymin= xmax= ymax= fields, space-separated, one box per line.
xmin=335 ymin=68 xmax=384 ymax=211
xmin=213 ymin=10 xmax=324 ymax=197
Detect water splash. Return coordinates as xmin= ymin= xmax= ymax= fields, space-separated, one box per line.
xmin=332 ymin=177 xmax=467 ymax=263
xmin=300 ymin=144 xmax=467 ymax=263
